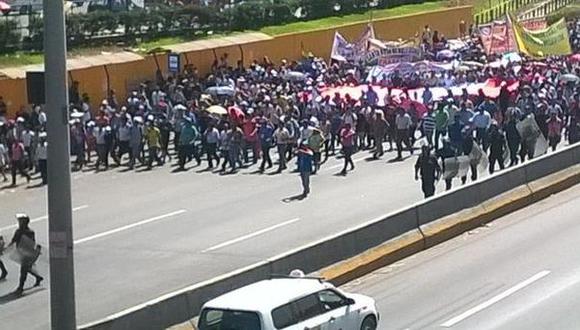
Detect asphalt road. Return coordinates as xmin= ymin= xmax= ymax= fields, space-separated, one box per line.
xmin=342 ymin=183 xmax=580 ymax=330
xmin=0 ymin=145 xmax=445 ymax=329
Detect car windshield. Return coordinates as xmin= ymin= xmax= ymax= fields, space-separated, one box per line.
xmin=199 ymin=308 xmax=261 ymax=330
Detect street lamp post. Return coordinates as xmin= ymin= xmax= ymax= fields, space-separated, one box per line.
xmin=43 ymin=0 xmax=77 ymax=328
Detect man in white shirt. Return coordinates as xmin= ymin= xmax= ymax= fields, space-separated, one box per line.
xmin=36 ymin=133 xmax=48 ymax=185
xmin=395 ymin=109 xmax=414 ymax=160
xmin=20 ymin=127 xmax=35 ymax=171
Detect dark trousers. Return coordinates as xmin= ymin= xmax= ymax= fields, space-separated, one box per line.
xmin=434 ymin=129 xmax=446 ymax=149
xmin=206 ymin=143 xmax=220 ymax=168
xmin=341 ymin=146 xmax=354 ymax=173
xmin=300 ymin=171 xmax=311 ymax=195
xmin=11 ymin=160 xmax=30 ymax=186
xmin=38 ymin=159 xmax=47 ymax=184
xmin=445 ymin=178 xmax=453 ymax=191
xmin=0 ymin=260 xmax=6 ymax=277
xmin=177 ymin=145 xmax=190 ymax=169
xmin=18 ymin=263 xmax=42 ymax=290
xmin=24 ymin=146 xmax=33 ymax=170
xmin=489 ymin=154 xmax=505 ymax=174
xmin=117 ymin=140 xmax=131 ymax=163
xmin=373 ymin=135 xmax=385 ymax=158
xmin=330 ymin=133 xmax=339 ymax=154
xmin=313 ymin=152 xmax=321 ymax=174
xmin=229 ymin=145 xmax=241 ymax=171
xmin=243 ymin=140 xmax=258 ymax=163
xmin=260 ymin=145 xmax=272 ymax=170
xmin=548 ymin=135 xmax=560 ymax=152
xmin=508 ymin=141 xmax=520 ymax=166
xmin=424 ymin=130 xmax=434 ymax=147
xmin=461 ymin=164 xmax=478 ymax=184
xmin=476 ymin=128 xmax=489 ymax=151
xmin=147 ymin=146 xmax=161 ymax=169
xmin=519 ymin=140 xmax=535 ymax=162
xmin=96 ymin=144 xmax=109 ymax=170
xmin=421 ymin=178 xmax=436 ymax=198
xmin=396 ymin=129 xmax=412 ymax=158
xmin=277 ymin=144 xmax=287 ymax=171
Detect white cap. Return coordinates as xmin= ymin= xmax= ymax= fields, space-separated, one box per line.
xmin=289 ymin=269 xmax=305 ymax=278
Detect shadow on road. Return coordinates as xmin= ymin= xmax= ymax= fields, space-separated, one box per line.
xmin=282 ymin=194 xmax=306 ymax=203
xmin=0 ymin=287 xmax=45 ymax=305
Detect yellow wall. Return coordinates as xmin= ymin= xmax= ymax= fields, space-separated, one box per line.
xmin=0 ymin=6 xmax=472 ymax=118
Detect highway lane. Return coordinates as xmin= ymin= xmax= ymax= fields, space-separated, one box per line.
xmin=342 ymin=183 xmax=580 ymax=330
xmin=0 ymin=147 xmax=438 ymax=329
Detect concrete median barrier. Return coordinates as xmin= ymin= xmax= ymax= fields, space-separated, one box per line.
xmin=82 ymin=144 xmax=580 ymax=330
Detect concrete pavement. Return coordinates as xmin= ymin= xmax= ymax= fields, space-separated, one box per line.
xmin=342 ymin=183 xmax=580 ymax=330
xmin=0 ymin=147 xmax=437 ymax=329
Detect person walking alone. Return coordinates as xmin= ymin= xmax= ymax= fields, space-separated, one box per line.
xmin=297 ymin=144 xmax=314 ymax=198
xmin=9 ymin=214 xmax=43 ymax=295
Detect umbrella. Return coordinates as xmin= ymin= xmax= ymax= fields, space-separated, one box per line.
xmin=436 ymin=49 xmax=455 ymax=60
xmin=570 ymin=54 xmax=580 ymax=62
xmin=205 ymin=86 xmax=235 ymax=97
xmin=205 ymin=105 xmax=227 ymax=115
xmin=559 ymin=74 xmax=580 ymax=83
xmin=0 ymin=1 xmax=11 ymax=12
xmin=285 ymin=71 xmax=306 ymax=82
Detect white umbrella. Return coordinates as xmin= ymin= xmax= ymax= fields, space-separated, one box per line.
xmin=285 ymin=71 xmax=306 ymax=81
xmin=560 ymin=73 xmax=579 ymax=83
xmin=205 ymin=86 xmax=235 ymax=97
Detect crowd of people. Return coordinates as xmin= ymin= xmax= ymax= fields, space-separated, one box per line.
xmin=1 ymin=19 xmax=580 ymax=198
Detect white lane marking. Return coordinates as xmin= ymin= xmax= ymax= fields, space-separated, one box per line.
xmin=0 ymin=205 xmax=89 ymax=232
xmin=74 ymin=209 xmax=187 ymax=245
xmin=441 ymin=270 xmax=551 ymax=328
xmin=202 ymin=218 xmax=300 ymax=253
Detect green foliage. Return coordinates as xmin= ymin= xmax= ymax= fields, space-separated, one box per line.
xmin=2 ymin=0 xmax=441 ymax=54
xmin=0 ymin=19 xmax=19 ymax=53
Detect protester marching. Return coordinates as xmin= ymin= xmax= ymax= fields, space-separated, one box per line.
xmin=1 ymin=15 xmax=580 ymax=199
xmin=0 ymin=213 xmax=44 ymax=295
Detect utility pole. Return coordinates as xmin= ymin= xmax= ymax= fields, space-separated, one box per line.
xmin=43 ymin=0 xmax=77 ymax=328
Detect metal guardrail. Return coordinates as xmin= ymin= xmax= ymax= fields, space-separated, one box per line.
xmin=474 ymin=0 xmax=539 ymax=25
xmin=518 ymin=0 xmax=575 ymax=20
xmin=474 ymin=0 xmax=575 ymax=25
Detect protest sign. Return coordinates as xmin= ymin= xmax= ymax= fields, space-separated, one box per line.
xmin=511 ymin=15 xmax=572 ymax=57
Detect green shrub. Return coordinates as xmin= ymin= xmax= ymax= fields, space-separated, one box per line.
xmin=0 ymin=19 xmax=19 ymax=52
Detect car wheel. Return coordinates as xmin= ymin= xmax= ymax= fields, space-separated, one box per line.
xmin=361 ymin=315 xmax=377 ymax=330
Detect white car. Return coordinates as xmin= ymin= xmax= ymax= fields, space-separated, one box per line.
xmin=198 ymin=275 xmax=379 ymax=330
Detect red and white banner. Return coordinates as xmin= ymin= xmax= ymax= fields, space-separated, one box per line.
xmin=479 ymin=18 xmax=547 ymax=55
